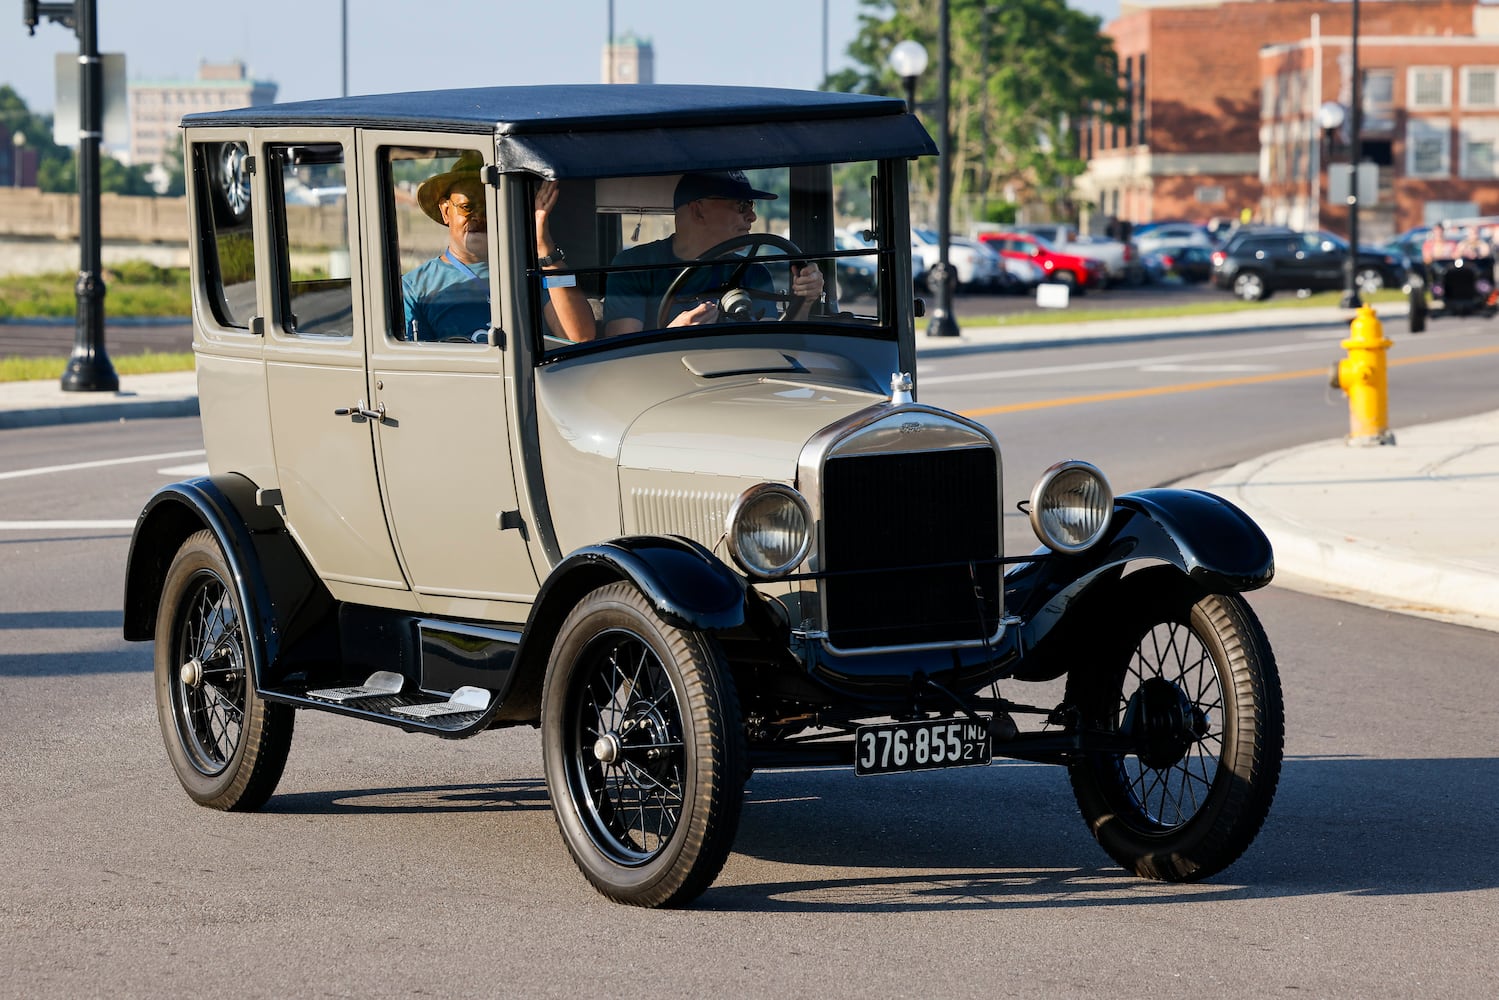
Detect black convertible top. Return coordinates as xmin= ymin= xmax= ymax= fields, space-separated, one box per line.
xmin=182 ymin=84 xmax=937 ymax=178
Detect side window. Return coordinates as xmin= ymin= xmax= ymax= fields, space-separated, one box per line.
xmin=269 ymin=143 xmax=352 ymax=339
xmin=381 ymin=146 xmax=490 ymax=344
xmin=192 ymin=139 xmax=257 ymax=329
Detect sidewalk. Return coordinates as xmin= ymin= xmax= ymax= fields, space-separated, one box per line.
xmin=4 ymin=302 xmax=1497 ymax=632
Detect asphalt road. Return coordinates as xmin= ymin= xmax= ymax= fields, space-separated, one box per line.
xmin=3 ymin=320 xmax=1498 ymax=998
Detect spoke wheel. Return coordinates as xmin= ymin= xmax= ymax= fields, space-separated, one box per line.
xmin=542 ymin=583 xmax=744 ymax=907
xmin=155 ymin=530 xmax=292 ymax=811
xmin=1065 ymin=568 xmax=1283 ymax=882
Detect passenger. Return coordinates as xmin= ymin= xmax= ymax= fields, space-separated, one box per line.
xmin=1421 ymin=223 xmax=1457 ymax=264
xmin=603 ymin=170 xmax=824 ymax=337
xmin=1456 ymin=226 xmax=1491 ymax=260
xmin=402 ymin=153 xmax=594 ymax=342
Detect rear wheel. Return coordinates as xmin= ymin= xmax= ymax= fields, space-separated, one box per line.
xmin=1065 ymin=569 xmax=1283 ymax=882
xmin=155 ymin=530 xmax=293 ymax=810
xmin=1408 ymin=279 xmax=1428 ymax=333
xmin=542 ymin=583 xmax=745 ymax=907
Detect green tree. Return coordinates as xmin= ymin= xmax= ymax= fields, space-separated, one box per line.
xmin=824 ymin=0 xmax=1125 ymax=223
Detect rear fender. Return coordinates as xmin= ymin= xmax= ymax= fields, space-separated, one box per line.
xmin=122 ymin=476 xmax=328 ymax=689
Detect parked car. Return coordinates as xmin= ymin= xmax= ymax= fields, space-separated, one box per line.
xmin=1135 ymin=223 xmax=1215 ymax=256
xmin=834 ymin=231 xmax=880 ymax=299
xmin=1000 ymin=253 xmax=1046 ymax=291
xmin=912 ymin=227 xmax=1002 ymax=290
xmin=1013 ymin=223 xmax=1137 ymax=286
xmin=1150 ymin=242 xmax=1214 ymax=283
xmin=1211 ymin=230 xmax=1403 ymax=301
xmin=125 ymin=84 xmax=1284 ymax=909
xmin=978 ymin=231 xmax=1106 ymax=293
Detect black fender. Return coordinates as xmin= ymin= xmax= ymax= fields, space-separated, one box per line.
xmin=492 ymin=535 xmax=751 ymax=725
xmin=1005 ymin=487 xmax=1273 ymax=682
xmin=122 ymin=475 xmax=328 ymax=689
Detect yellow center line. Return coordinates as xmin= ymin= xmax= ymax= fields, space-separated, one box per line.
xmin=957 ymin=343 xmax=1499 ymax=418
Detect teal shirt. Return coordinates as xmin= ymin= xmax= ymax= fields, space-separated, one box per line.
xmin=402 ymin=252 xmax=489 ymax=342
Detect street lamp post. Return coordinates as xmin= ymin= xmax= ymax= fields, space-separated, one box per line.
xmin=888 ymin=39 xmax=926 ymax=113
xmin=1318 ymin=100 xmax=1345 ymax=236
xmin=24 ymin=0 xmax=118 ymax=391
xmin=1341 ymin=0 xmax=1363 ymax=309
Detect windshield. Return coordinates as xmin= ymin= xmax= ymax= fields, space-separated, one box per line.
xmin=527 ymin=161 xmax=893 ymax=355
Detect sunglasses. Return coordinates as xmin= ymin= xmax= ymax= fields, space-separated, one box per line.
xmin=707 ymin=198 xmax=754 ymax=215
xmin=446 ymin=196 xmax=484 ymax=218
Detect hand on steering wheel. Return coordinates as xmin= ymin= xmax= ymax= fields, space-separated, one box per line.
xmin=656 ymin=233 xmax=812 ymax=329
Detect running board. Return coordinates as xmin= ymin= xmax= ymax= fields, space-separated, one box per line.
xmin=268 ymin=671 xmax=498 ymax=738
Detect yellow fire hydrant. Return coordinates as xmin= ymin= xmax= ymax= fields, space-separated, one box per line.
xmin=1330 ymin=305 xmax=1396 ymax=446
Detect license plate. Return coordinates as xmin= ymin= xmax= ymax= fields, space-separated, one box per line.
xmin=854 ymin=717 xmax=992 ymax=776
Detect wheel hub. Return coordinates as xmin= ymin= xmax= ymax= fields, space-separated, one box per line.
xmin=180 ymin=657 xmax=203 ymax=688
xmin=1122 ymin=676 xmax=1209 ymax=769
xmin=593 ymin=732 xmax=622 ymax=763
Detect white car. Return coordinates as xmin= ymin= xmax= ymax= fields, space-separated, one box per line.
xmin=913 ymin=227 xmax=1001 ymax=290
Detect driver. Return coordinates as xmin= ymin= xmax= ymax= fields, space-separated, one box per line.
xmin=602 ymin=170 xmax=824 ymax=337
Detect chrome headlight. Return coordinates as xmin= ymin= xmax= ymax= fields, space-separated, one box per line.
xmin=1028 ymin=460 xmax=1113 ymax=553
xmin=726 ymin=483 xmax=812 ymax=579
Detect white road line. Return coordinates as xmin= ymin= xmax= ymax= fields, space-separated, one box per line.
xmin=0 ymin=449 xmax=205 ymax=482
xmin=0 ymin=520 xmax=136 ymax=530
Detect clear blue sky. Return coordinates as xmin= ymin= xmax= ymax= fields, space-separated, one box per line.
xmin=3 ymin=0 xmax=1119 ymax=117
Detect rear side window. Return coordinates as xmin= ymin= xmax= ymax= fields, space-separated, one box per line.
xmin=192 ymin=139 xmax=257 ymax=329
xmin=268 ymin=143 xmax=352 ymax=339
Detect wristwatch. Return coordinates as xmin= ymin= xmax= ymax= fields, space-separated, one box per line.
xmin=538 ymin=246 xmax=566 ymax=267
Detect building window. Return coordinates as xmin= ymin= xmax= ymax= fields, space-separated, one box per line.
xmin=1363 ymin=69 xmax=1395 ymax=134
xmin=1459 ymin=118 xmax=1499 ymax=178
xmin=1407 ymin=118 xmax=1450 ymax=177
xmin=1409 ymin=67 xmax=1451 ymax=110
xmin=1195 ymin=185 xmax=1225 ymax=204
xmin=1462 ymin=67 xmax=1499 ymax=108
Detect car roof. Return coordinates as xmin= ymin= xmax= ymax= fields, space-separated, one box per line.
xmin=183 ymin=84 xmax=937 ymax=179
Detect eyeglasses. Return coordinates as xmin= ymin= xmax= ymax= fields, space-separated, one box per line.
xmin=446 ymin=197 xmax=484 ymax=219
xmin=707 ymin=198 xmax=754 ymax=215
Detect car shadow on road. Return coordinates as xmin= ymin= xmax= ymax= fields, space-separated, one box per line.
xmin=702 ymin=754 xmax=1499 ymax=912
xmin=266 ymin=779 xmax=552 ymax=815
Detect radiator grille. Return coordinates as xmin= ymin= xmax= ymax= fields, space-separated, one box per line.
xmin=821 ymin=446 xmax=1000 ymax=648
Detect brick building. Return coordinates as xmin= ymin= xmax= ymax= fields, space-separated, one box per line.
xmin=1078 ymin=0 xmax=1499 ymax=239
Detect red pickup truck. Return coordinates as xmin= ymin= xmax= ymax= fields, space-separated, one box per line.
xmin=978 ymin=231 xmax=1106 ymax=293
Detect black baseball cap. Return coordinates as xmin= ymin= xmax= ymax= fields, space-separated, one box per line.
xmin=673 ymin=170 xmax=777 ymax=208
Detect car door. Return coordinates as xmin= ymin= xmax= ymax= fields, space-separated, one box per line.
xmin=259 ymin=130 xmax=409 ymax=595
xmin=359 ymin=135 xmax=540 ymax=621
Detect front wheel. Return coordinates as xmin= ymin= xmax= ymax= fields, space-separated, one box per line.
xmin=541 ymin=583 xmax=746 ymax=907
xmin=1065 ymin=568 xmax=1283 ymax=882
xmin=155 ymin=530 xmax=293 ymax=810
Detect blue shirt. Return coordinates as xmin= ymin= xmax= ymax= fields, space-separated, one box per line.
xmin=604 ymin=236 xmax=776 ymax=331
xmin=402 ymin=252 xmax=489 ymax=342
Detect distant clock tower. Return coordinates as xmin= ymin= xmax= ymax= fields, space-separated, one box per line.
xmin=602 ymin=33 xmax=654 ymax=85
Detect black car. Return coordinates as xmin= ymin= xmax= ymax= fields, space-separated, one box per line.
xmin=1212 ymin=230 xmax=1404 ymax=301
xmin=1152 ymin=242 xmax=1213 ymax=283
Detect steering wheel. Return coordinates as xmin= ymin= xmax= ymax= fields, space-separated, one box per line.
xmin=656 ymin=233 xmax=810 ymax=329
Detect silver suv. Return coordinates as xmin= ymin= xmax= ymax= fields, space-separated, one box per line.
xmin=124 ymin=85 xmax=1284 ymax=907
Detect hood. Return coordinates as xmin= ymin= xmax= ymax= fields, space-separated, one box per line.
xmin=621 ymin=376 xmax=883 ymax=481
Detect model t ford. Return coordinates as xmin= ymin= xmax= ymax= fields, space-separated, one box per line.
xmin=124 ymin=85 xmax=1283 ymax=907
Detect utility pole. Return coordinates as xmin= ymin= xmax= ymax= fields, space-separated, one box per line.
xmin=24 ymin=0 xmax=118 ymax=391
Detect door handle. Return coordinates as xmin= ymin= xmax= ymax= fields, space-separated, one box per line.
xmin=333 ymin=400 xmax=387 ymax=423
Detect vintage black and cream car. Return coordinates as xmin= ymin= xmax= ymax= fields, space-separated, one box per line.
xmin=124 ymin=85 xmax=1283 ymax=907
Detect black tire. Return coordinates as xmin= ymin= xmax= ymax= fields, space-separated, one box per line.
xmin=541 ymin=583 xmax=746 ymax=907
xmin=154 ymin=530 xmax=293 ymax=811
xmin=1409 ymin=283 xmax=1428 ymax=334
xmin=1065 ymin=568 xmax=1283 ymax=882
xmin=210 ymin=140 xmax=252 ymax=227
xmin=1232 ymin=270 xmax=1270 ymax=302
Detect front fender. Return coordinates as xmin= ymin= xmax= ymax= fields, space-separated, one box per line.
xmin=1005 ymin=487 xmax=1273 ymax=681
xmin=493 ymin=535 xmax=750 ymax=725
